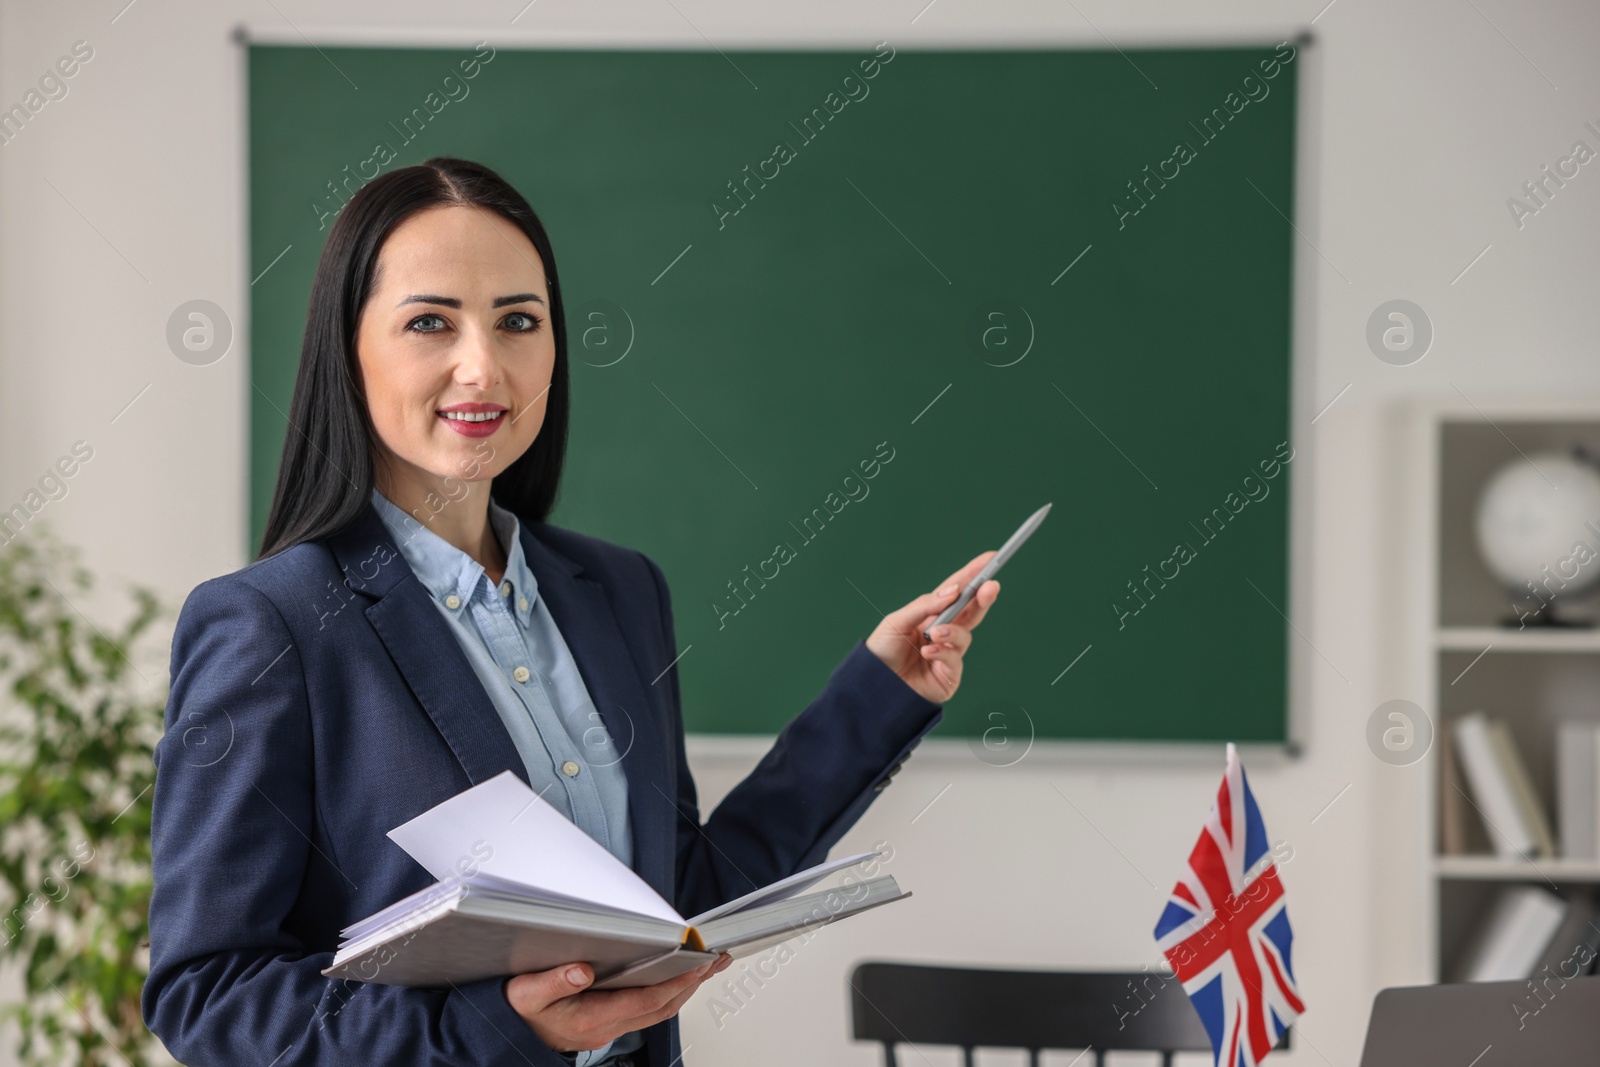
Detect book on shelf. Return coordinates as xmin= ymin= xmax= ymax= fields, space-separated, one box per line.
xmin=1489 ymin=719 xmax=1558 ymax=858
xmin=1532 ymin=889 xmax=1600 ymax=979
xmin=1438 ymin=725 xmax=1468 ymax=856
xmin=322 ymin=771 xmax=910 ymax=989
xmin=1556 ymin=720 xmax=1600 ymax=862
xmin=1451 ymin=711 xmax=1554 ymax=860
xmin=1451 ymin=884 xmax=1567 ymax=983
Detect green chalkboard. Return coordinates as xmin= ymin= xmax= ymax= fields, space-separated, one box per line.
xmin=248 ymin=40 xmax=1300 ymax=743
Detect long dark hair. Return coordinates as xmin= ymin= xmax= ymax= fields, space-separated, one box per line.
xmin=257 ymin=157 xmax=569 ymax=561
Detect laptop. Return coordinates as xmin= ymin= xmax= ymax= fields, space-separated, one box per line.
xmin=1359 ymin=975 xmax=1600 ymax=1065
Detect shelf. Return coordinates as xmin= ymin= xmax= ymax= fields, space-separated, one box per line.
xmin=1421 ymin=409 xmax=1600 ymax=981
xmin=1434 ymin=855 xmax=1600 ymax=882
xmin=1436 ymin=627 xmax=1600 ymax=653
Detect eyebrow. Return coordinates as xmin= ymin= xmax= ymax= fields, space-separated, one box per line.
xmin=397 ymin=293 xmax=545 ymax=309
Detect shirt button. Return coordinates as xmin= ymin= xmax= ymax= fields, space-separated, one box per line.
xmin=512 ymin=666 xmax=531 ymax=683
xmin=518 ymin=596 xmax=529 ymax=612
xmin=444 ymin=594 xmax=462 ymax=610
xmin=500 ymin=582 xmax=511 ymax=597
xmin=561 ymin=760 xmax=580 ymax=777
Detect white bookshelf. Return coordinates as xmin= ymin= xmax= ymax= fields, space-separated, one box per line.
xmin=1433 ymin=856 xmax=1600 ymax=882
xmin=1437 ymin=627 xmax=1600 ymax=654
xmin=1403 ymin=400 xmax=1600 ymax=982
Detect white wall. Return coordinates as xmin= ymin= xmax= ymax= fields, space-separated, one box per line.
xmin=4 ymin=1 xmax=1599 ymax=1065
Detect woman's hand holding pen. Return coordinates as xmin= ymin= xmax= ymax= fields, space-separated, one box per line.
xmin=865 ymin=551 xmax=1000 ymax=703
xmin=506 ymin=953 xmax=733 ymax=1054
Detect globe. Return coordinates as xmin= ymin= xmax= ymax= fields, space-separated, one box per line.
xmin=1475 ymin=451 xmax=1600 ymax=606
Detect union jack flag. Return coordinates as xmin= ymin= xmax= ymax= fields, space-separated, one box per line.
xmin=1153 ymin=743 xmax=1304 ymax=1067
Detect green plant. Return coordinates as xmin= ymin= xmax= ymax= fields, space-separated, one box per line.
xmin=0 ymin=526 xmax=166 ymax=1067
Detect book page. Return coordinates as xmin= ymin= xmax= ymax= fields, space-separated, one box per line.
xmin=387 ymin=770 xmax=683 ymax=924
xmin=686 ymin=849 xmax=885 ymax=925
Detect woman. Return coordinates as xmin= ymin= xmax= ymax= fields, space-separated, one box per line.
xmin=141 ymin=157 xmax=999 ymax=1067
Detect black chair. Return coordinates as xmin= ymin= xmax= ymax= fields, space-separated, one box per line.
xmin=850 ymin=961 xmax=1290 ymax=1067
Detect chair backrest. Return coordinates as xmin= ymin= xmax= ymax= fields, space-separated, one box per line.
xmin=850 ymin=961 xmax=1287 ymax=1067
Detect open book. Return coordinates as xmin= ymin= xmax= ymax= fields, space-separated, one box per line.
xmin=321 ymin=771 xmax=910 ymax=989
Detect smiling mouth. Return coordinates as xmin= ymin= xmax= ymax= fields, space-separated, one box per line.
xmin=436 ymin=406 xmax=508 ymax=436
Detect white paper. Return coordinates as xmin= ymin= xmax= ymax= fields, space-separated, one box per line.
xmin=687 ymin=849 xmax=885 ymax=925
xmin=387 ymin=770 xmax=683 ymax=924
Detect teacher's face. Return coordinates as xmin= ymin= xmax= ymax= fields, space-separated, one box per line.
xmin=355 ymin=204 xmax=554 ymax=495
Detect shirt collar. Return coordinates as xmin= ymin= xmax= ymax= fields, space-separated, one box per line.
xmin=369 ymin=488 xmax=539 ymax=626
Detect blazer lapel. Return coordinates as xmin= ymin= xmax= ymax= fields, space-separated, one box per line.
xmin=518 ymin=521 xmax=674 ymax=901
xmin=326 ymin=501 xmax=675 ymax=897
xmin=328 ymin=503 xmax=528 ymax=790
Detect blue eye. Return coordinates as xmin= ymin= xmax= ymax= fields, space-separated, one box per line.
xmin=403 ymin=312 xmax=543 ymax=334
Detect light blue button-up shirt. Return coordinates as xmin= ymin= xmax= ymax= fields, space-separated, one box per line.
xmin=370 ymin=488 xmax=641 ymax=1066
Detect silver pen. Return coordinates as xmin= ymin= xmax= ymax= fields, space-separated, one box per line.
xmin=923 ymin=503 xmax=1051 ymax=642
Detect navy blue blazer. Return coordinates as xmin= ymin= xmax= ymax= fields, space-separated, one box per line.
xmin=142 ymin=500 xmax=943 ymax=1066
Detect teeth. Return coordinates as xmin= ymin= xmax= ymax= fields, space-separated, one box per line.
xmin=441 ymin=410 xmax=502 ymax=422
